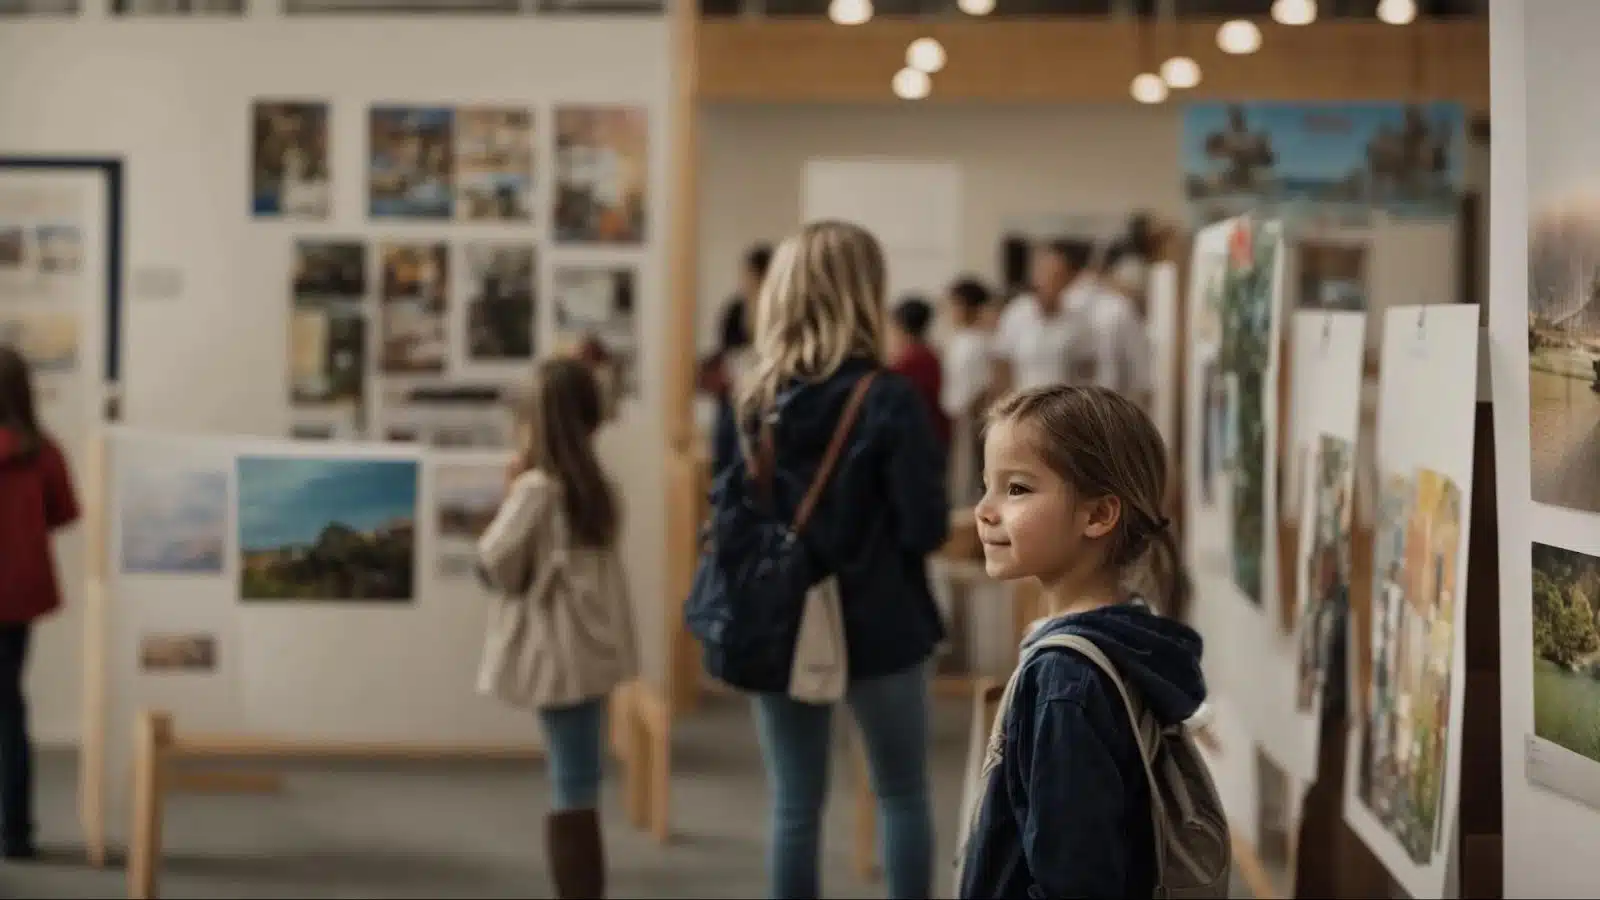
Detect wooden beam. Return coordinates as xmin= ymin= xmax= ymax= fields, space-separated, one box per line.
xmin=698 ymin=19 xmax=1487 ymax=106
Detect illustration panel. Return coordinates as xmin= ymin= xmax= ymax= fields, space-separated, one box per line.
xmin=369 ymin=106 xmax=454 ymax=219
xmin=252 ymin=100 xmax=330 ymax=219
xmin=379 ymin=241 xmax=448 ymax=375
xmin=553 ymin=106 xmax=647 ymax=244
xmin=455 ymin=107 xmax=532 ymax=222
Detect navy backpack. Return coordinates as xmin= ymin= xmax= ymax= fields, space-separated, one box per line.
xmin=684 ymin=373 xmax=876 ymax=694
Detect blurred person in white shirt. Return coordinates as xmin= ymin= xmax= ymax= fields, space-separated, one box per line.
xmin=1064 ymin=239 xmax=1154 ymax=411
xmin=989 ymin=241 xmax=1079 ymax=394
xmin=940 ymin=276 xmax=994 ymax=506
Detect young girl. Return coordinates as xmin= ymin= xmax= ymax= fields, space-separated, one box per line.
xmin=701 ymin=220 xmax=950 ymax=899
xmin=476 ymin=357 xmax=637 ymax=899
xmin=957 ymin=384 xmax=1207 ymax=899
xmin=0 ymin=346 xmax=80 ymax=860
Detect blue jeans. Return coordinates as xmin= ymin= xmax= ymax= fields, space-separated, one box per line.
xmin=537 ymin=696 xmax=607 ymax=812
xmin=754 ymin=662 xmax=933 ymax=900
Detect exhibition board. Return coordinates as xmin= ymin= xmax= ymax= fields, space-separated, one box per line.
xmin=1491 ymin=1 xmax=1600 ymax=894
xmin=0 ymin=17 xmax=676 ymax=747
xmin=1341 ymin=303 xmax=1479 ymax=900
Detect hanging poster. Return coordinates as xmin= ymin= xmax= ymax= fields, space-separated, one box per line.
xmin=552 ymin=265 xmax=638 ymax=398
xmin=434 ymin=458 xmax=503 ymax=578
xmin=1343 ymin=303 xmax=1477 ymax=899
xmin=1182 ymin=102 xmax=1465 ymax=225
xmin=377 ymin=382 xmax=511 ymax=450
xmin=379 ymin=241 xmax=448 ymax=375
xmin=289 ymin=239 xmax=367 ymax=439
xmin=455 ymin=107 xmax=533 ymax=222
xmin=457 ymin=241 xmax=535 ymax=372
xmin=369 ymin=106 xmax=454 ymax=220
xmin=553 ymin=106 xmax=648 ymax=244
xmin=251 ymin=100 xmax=331 ymax=219
xmin=118 ymin=454 xmax=229 ymax=576
xmin=1262 ymin=311 xmax=1366 ymax=782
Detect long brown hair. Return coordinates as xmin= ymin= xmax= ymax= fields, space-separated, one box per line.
xmin=737 ymin=220 xmax=886 ymax=423
xmin=988 ymin=384 xmax=1189 ymax=615
xmin=515 ymin=357 xmax=619 ymax=548
xmin=0 ymin=346 xmax=42 ymax=459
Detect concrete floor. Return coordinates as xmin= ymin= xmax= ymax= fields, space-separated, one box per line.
xmin=2 ymin=692 xmax=1252 ymax=898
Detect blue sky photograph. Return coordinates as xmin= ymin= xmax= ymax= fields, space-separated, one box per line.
xmin=121 ymin=462 xmax=228 ymax=574
xmin=1181 ymin=101 xmax=1465 ymax=185
xmin=237 ymin=456 xmax=418 ymax=553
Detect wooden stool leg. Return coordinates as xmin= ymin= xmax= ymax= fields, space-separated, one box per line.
xmin=852 ymin=732 xmax=879 ymax=882
xmin=127 ymin=711 xmax=173 ymax=900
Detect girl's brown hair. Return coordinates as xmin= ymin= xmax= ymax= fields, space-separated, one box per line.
xmin=988 ymin=384 xmax=1189 ymax=615
xmin=515 ymin=357 xmax=619 ymax=548
xmin=0 ymin=346 xmax=42 ymax=460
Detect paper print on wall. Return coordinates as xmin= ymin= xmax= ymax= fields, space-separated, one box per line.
xmin=369 ymin=106 xmax=454 ymax=219
xmin=0 ymin=311 xmax=79 ymax=373
xmin=553 ymin=106 xmax=647 ymax=244
xmin=1343 ymin=304 xmax=1477 ymax=899
xmin=1528 ymin=542 xmax=1600 ymax=811
xmin=139 ymin=633 xmax=218 ymax=673
xmin=0 ymin=223 xmax=83 ymax=290
xmin=237 ymin=455 xmax=418 ymax=602
xmin=1297 ymin=239 xmax=1368 ymax=311
xmin=252 ymin=101 xmax=330 ymax=219
xmin=463 ymin=242 xmax=534 ymax=363
xmin=455 ymin=107 xmax=532 ymax=222
xmin=1527 ymin=194 xmax=1600 ymax=515
xmin=1295 ymin=434 xmax=1355 ymax=712
xmin=1182 ymin=102 xmax=1464 ymax=224
xmin=379 ymin=382 xmax=510 ymax=450
xmin=435 ymin=462 xmax=501 ymax=578
xmin=119 ymin=460 xmax=227 ymax=575
xmin=379 ymin=242 xmax=448 ymax=374
xmin=1187 ymin=218 xmax=1284 ymax=609
xmin=290 ymin=240 xmax=366 ymax=407
xmin=553 ymin=265 xmax=638 ymax=398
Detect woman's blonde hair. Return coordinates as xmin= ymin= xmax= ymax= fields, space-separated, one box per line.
xmin=987 ymin=384 xmax=1189 ymax=617
xmin=514 ymin=357 xmax=619 ymax=548
xmin=737 ymin=220 xmax=886 ymax=423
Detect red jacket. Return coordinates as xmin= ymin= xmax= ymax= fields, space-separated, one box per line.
xmin=0 ymin=429 xmax=80 ymax=623
xmin=890 ymin=343 xmax=951 ymax=451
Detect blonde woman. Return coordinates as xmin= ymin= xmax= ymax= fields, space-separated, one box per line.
xmin=698 ymin=221 xmax=949 ymax=898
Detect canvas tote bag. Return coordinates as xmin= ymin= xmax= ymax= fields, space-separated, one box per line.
xmin=788 ymin=574 xmax=847 ymax=704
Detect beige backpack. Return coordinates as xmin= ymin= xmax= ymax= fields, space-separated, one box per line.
xmin=955 ymin=633 xmax=1231 ymax=899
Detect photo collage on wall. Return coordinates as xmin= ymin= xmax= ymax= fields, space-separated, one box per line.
xmin=252 ymin=98 xmax=649 ymax=576
xmin=1342 ymin=304 xmax=1478 ymax=900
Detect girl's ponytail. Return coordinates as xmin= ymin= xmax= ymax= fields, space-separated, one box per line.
xmin=1149 ymin=523 xmax=1192 ymax=622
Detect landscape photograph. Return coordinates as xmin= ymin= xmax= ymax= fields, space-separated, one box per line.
xmin=237 ymin=455 xmax=418 ymax=602
xmin=1296 ymin=434 xmax=1355 ymax=712
xmin=1532 ymin=541 xmax=1600 ymax=768
xmin=1527 ymin=194 xmax=1600 ymax=514
xmin=139 ymin=633 xmax=217 ymax=673
xmin=120 ymin=460 xmax=228 ymax=575
xmin=1356 ymin=468 xmax=1462 ymax=865
xmin=464 ymin=242 xmax=535 ymax=361
xmin=435 ymin=462 xmax=500 ymax=577
xmin=456 ymin=107 xmax=533 ymax=222
xmin=380 ymin=242 xmax=448 ymax=374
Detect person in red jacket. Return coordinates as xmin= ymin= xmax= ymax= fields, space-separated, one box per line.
xmin=888 ymin=295 xmax=951 ymax=455
xmin=0 ymin=346 xmax=79 ymax=860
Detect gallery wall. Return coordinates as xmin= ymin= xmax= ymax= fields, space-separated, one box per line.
xmin=0 ymin=16 xmax=671 ymax=745
xmin=694 ymin=102 xmax=1490 ymax=354
xmin=1491 ymin=1 xmax=1600 ymax=894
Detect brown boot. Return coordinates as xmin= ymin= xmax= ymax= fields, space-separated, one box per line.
xmin=546 ymin=807 xmax=605 ymax=899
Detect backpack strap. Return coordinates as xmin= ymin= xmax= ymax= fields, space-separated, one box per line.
xmin=1033 ymin=633 xmax=1170 ymax=891
xmin=793 ymin=371 xmax=876 ymax=532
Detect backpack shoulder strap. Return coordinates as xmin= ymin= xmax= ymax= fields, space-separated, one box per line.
xmin=792 ymin=371 xmax=877 ymax=533
xmin=1032 ymin=633 xmax=1170 ymax=882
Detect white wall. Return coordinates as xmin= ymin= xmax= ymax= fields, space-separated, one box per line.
xmin=1492 ymin=2 xmax=1600 ymax=895
xmin=0 ymin=15 xmax=671 ymax=745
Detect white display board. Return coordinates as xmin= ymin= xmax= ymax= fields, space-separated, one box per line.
xmin=1260 ymin=311 xmax=1366 ymax=783
xmin=1491 ymin=2 xmax=1600 ymax=894
xmin=1342 ymin=304 xmax=1478 ymax=900
xmin=1182 ymin=215 xmax=1288 ymax=736
xmin=0 ymin=162 xmax=113 ymax=745
xmin=100 ymin=427 xmax=541 ymax=838
xmin=1146 ymin=259 xmax=1179 ymax=452
xmin=801 ymin=158 xmax=963 ymax=305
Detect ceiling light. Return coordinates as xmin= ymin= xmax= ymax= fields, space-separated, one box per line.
xmin=1131 ymin=73 xmax=1168 ymax=105
xmin=892 ymin=67 xmax=931 ymax=101
xmin=1216 ymin=19 xmax=1262 ymax=55
xmin=827 ymin=0 xmax=872 ymax=25
xmin=907 ymin=37 xmax=946 ymax=74
xmin=1270 ymin=0 xmax=1316 ymax=26
xmin=956 ymin=0 xmax=994 ymax=14
xmin=1377 ymin=0 xmax=1416 ymax=25
xmin=1160 ymin=56 xmax=1201 ymax=90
